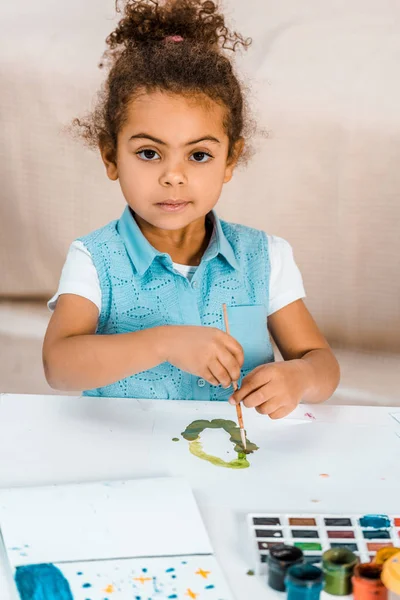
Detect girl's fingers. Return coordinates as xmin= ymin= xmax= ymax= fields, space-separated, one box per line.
xmin=218 ymin=349 xmax=242 ymax=384
xmin=255 ymin=396 xmax=282 ymax=415
xmin=231 ymin=364 xmax=274 ymax=404
xmin=223 ymin=334 xmax=245 ymax=368
xmin=204 ymin=368 xmax=220 ymax=386
xmin=267 ymin=405 xmax=293 ymax=420
xmin=209 ymin=358 xmax=234 ymax=389
xmin=241 ymin=383 xmax=278 ymax=408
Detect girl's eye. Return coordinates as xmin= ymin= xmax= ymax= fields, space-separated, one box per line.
xmin=190 ymin=151 xmax=213 ymax=163
xmin=136 ymin=149 xmax=160 ymax=161
xmin=136 ymin=149 xmax=213 ymax=163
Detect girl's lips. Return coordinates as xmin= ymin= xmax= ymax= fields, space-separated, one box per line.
xmin=156 ymin=202 xmax=190 ymax=212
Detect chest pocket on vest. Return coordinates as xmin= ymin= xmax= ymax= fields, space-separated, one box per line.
xmin=226 ymin=304 xmax=273 ymax=376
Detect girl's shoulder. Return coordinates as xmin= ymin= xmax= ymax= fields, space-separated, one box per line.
xmin=219 ymin=217 xmax=295 ymax=255
xmin=78 ymin=218 xmax=120 ymax=248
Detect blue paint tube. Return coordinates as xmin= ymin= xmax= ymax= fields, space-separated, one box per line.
xmin=285 ymin=564 xmax=324 ymax=600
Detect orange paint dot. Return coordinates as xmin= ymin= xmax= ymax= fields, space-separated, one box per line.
xmin=319 ymin=473 xmax=329 ymax=478
xmin=104 ymin=584 xmax=115 ymax=593
xmin=134 ymin=576 xmax=152 ymax=585
xmin=186 ymin=589 xmax=198 ymax=599
xmin=196 ymin=568 xmax=210 ymax=579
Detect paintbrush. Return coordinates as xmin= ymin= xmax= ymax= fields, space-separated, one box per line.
xmin=222 ymin=303 xmax=247 ymax=451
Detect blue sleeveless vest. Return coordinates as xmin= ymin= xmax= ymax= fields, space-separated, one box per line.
xmin=78 ymin=206 xmax=275 ymax=399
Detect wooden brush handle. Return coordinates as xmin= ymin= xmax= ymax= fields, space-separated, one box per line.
xmin=236 ymin=401 xmax=244 ymax=430
xmin=222 ymin=303 xmax=239 ymax=388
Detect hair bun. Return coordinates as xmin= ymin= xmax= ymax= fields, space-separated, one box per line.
xmin=106 ymin=0 xmax=251 ymax=52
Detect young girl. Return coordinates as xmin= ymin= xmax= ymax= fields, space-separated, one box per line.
xmin=43 ymin=0 xmax=340 ymax=418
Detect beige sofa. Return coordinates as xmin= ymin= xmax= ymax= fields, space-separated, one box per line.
xmin=0 ymin=0 xmax=399 ymax=401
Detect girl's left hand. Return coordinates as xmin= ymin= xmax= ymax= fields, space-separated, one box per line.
xmin=228 ymin=360 xmax=310 ymax=419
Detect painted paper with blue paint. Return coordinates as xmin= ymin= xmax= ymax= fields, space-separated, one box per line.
xmin=12 ymin=555 xmax=233 ymax=600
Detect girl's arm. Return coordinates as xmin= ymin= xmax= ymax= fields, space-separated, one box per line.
xmin=43 ymin=294 xmax=244 ymax=392
xmin=267 ymin=298 xmax=340 ymax=403
xmin=43 ymin=294 xmax=168 ymax=391
xmin=229 ymin=299 xmax=340 ymax=418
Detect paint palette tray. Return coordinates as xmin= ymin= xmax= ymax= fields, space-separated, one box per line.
xmin=247 ymin=513 xmax=400 ymax=575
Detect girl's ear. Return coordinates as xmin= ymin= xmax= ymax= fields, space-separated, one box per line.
xmin=223 ymin=137 xmax=245 ymax=183
xmin=99 ymin=139 xmax=119 ymax=181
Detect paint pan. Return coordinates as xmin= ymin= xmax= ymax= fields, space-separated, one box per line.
xmin=256 ymin=529 xmax=283 ymax=538
xmin=359 ymin=515 xmax=391 ymax=529
xmin=292 ymin=531 xmax=320 ymax=539
xmin=253 ymin=517 xmax=280 ymax=526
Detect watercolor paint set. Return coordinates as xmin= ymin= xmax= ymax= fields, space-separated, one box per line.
xmin=247 ymin=513 xmax=400 ymax=575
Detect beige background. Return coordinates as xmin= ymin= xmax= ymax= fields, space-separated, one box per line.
xmin=0 ymin=0 xmax=399 ymax=397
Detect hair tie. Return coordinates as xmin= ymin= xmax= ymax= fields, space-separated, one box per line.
xmin=164 ymin=35 xmax=184 ymax=43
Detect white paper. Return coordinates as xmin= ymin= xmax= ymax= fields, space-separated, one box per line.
xmin=390 ymin=412 xmax=400 ymax=425
xmin=0 ymin=478 xmax=213 ymax=567
xmin=13 ymin=555 xmax=233 ymax=600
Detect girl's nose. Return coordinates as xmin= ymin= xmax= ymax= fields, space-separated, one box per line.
xmin=159 ymin=161 xmax=187 ymax=187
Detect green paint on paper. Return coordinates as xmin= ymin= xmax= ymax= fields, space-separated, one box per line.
xmin=247 ymin=570 xmax=255 ymax=576
xmin=172 ymin=438 xmax=180 ymax=442
xmin=180 ymin=419 xmax=259 ymax=469
xmin=187 ymin=439 xmax=250 ymax=468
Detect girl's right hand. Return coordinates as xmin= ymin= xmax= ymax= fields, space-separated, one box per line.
xmin=160 ymin=325 xmax=244 ymax=388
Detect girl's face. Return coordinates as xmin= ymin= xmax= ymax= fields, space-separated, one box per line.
xmin=101 ymin=90 xmax=243 ymax=232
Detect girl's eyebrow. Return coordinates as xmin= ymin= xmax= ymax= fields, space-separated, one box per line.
xmin=129 ymin=133 xmax=221 ymax=145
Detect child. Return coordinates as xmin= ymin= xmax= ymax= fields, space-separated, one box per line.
xmin=43 ymin=0 xmax=340 ymax=418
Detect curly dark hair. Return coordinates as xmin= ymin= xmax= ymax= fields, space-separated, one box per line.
xmin=73 ymin=0 xmax=257 ymax=166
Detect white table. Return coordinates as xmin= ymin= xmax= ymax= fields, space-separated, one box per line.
xmin=0 ymin=393 xmax=399 ymax=600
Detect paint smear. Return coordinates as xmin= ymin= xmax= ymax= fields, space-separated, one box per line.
xmin=15 ymin=564 xmax=74 ymax=600
xmin=181 ymin=419 xmax=259 ymax=469
xmin=304 ymin=412 xmax=316 ymax=420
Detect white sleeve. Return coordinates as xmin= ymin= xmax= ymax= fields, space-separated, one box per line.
xmin=47 ymin=241 xmax=101 ymax=313
xmin=267 ymin=235 xmax=306 ymax=316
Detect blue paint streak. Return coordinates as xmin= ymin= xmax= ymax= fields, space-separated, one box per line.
xmin=168 ymin=596 xmax=178 ymax=599
xmin=15 ymin=563 xmax=74 ymax=600
xmin=166 ymin=568 xmax=175 ymax=573
xmin=359 ymin=514 xmax=391 ymax=528
xmin=142 ymin=568 xmax=148 ymax=573
xmin=152 ymin=576 xmax=161 ymax=593
xmin=205 ymin=584 xmax=215 ymax=589
xmin=82 ymin=583 xmax=92 ymax=588
xmin=77 ymin=572 xmax=83 ymax=575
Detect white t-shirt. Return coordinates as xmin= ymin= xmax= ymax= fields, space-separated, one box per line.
xmin=48 ymin=236 xmax=306 ymax=316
